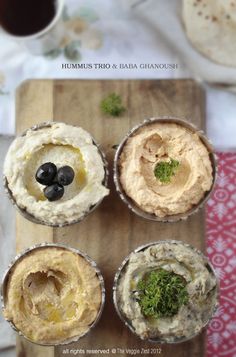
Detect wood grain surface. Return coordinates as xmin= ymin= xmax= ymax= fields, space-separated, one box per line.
xmin=15 ymin=79 xmax=206 ymax=357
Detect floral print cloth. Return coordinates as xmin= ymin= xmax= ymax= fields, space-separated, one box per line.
xmin=44 ymin=5 xmax=102 ymax=61
xmin=0 ymin=0 xmax=187 ymax=135
xmin=207 ymin=152 xmax=236 ymax=357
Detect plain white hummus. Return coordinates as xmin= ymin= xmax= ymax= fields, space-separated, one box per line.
xmin=4 ymin=122 xmax=109 ymax=225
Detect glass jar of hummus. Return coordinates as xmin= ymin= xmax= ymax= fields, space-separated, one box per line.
xmin=113 ymin=240 xmax=219 ymax=343
xmin=1 ymin=243 xmax=105 ymax=345
xmin=114 ymin=117 xmax=216 ymax=222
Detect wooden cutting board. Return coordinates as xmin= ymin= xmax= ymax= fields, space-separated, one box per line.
xmin=15 ymin=79 xmax=206 ymax=357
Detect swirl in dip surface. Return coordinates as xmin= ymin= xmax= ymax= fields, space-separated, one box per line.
xmin=4 ymin=122 xmax=109 ymax=225
xmin=119 ymin=122 xmax=213 ymax=217
xmin=116 ymin=241 xmax=218 ymax=342
xmin=3 ymin=246 xmax=102 ymax=344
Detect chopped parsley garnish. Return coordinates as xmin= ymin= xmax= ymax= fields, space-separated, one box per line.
xmin=154 ymin=158 xmax=180 ymax=183
xmin=136 ymin=269 xmax=189 ymax=318
xmin=100 ymin=93 xmax=125 ymax=117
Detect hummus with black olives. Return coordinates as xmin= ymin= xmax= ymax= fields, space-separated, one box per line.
xmin=119 ymin=122 xmax=213 ymax=217
xmin=4 ymin=122 xmax=109 ymax=225
xmin=3 ymin=247 xmax=102 ymax=344
xmin=117 ymin=242 xmax=218 ymax=342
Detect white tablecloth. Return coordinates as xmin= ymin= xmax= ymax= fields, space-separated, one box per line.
xmin=0 ymin=0 xmax=235 ymax=148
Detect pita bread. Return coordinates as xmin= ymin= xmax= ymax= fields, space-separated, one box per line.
xmin=183 ymin=0 xmax=236 ymax=67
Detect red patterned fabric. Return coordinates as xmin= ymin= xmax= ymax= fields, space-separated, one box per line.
xmin=207 ymin=152 xmax=236 ymax=357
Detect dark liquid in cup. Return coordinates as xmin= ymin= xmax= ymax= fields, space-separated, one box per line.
xmin=0 ymin=0 xmax=56 ymax=36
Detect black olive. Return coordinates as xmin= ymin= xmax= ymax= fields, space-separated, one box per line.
xmin=35 ymin=162 xmax=57 ymax=185
xmin=56 ymin=166 xmax=75 ymax=186
xmin=44 ymin=183 xmax=64 ymax=201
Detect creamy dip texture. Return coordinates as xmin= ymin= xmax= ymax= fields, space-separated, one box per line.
xmin=117 ymin=242 xmax=218 ymax=342
xmin=3 ymin=247 xmax=102 ymax=344
xmin=119 ymin=122 xmax=213 ymax=217
xmin=4 ymin=122 xmax=109 ymax=225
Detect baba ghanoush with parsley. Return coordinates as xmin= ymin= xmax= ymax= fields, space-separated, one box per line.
xmin=118 ymin=121 xmax=213 ymax=217
xmin=3 ymin=122 xmax=109 ymax=225
xmin=116 ymin=241 xmax=218 ymax=342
